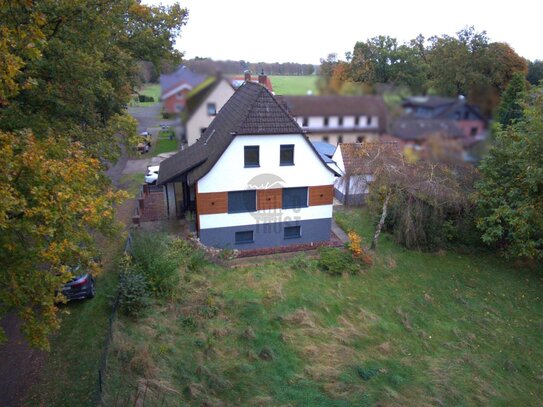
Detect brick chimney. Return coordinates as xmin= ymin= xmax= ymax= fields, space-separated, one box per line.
xmin=244 ymin=70 xmax=251 ymax=82
xmin=258 ymin=68 xmax=267 ymax=86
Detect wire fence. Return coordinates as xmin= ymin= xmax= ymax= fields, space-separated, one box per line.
xmin=93 ymin=231 xmax=132 ymax=406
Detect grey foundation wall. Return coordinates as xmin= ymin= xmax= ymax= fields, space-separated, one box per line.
xmin=199 ymin=218 xmax=332 ymax=249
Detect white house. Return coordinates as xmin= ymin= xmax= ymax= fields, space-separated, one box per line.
xmin=278 ymin=95 xmax=388 ymax=146
xmin=157 ymin=82 xmax=338 ymax=249
xmin=183 ymin=76 xmax=235 ymax=146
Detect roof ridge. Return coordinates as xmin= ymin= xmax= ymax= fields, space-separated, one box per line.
xmin=232 ymin=83 xmax=266 ymax=134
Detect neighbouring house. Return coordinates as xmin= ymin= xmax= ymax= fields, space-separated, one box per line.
xmin=401 ymin=96 xmax=487 ymax=138
xmin=390 ymin=118 xmax=466 ymax=144
xmin=278 ymin=95 xmax=388 ymax=146
xmin=182 ymin=75 xmax=235 ymax=146
xmin=160 ymin=66 xmax=206 ymax=114
xmin=157 ymin=82 xmax=338 ymax=249
xmin=332 ymin=142 xmax=398 ymax=205
xmin=231 ymin=70 xmax=274 ymax=93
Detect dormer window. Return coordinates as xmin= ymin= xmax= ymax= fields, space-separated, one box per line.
xmin=280 ymin=144 xmax=294 ymax=166
xmin=207 ymin=103 xmax=217 ymax=116
xmin=244 ymin=146 xmax=259 ymax=167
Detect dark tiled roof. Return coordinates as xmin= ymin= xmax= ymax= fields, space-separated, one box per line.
xmin=159 ymin=65 xmax=206 ymax=95
xmin=391 ymin=118 xmax=465 ymax=141
xmin=157 ymin=82 xmax=306 ymax=186
xmin=278 ymin=95 xmax=388 ymax=132
xmin=402 ymin=96 xmax=456 ymax=108
xmin=339 ymin=142 xmax=398 ymax=175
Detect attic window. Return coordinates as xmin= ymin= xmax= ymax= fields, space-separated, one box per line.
xmin=207 ymin=103 xmax=217 ymax=116
xmin=244 ymin=146 xmax=259 ymax=167
xmin=280 ymin=144 xmax=294 ymax=166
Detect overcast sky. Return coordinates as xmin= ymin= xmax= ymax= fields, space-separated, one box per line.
xmin=143 ymin=0 xmax=542 ymax=64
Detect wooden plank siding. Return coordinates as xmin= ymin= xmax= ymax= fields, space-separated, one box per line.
xmin=309 ymin=185 xmax=334 ymax=206
xmin=257 ymin=188 xmax=282 ymax=210
xmin=195 ymin=185 xmax=334 ymax=216
xmin=196 ymin=191 xmax=228 ymax=214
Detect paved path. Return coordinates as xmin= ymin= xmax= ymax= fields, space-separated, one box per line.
xmin=331 ymin=219 xmax=349 ymax=244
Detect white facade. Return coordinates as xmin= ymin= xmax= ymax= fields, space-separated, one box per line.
xmin=294 ymin=115 xmax=379 ymax=130
xmin=197 ymin=133 xmax=335 ymax=231
xmin=185 ymin=80 xmax=235 ymax=146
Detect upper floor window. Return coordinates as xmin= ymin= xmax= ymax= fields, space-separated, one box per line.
xmin=207 ymin=103 xmax=217 ymax=116
xmin=338 ymin=116 xmax=343 ymax=126
xmin=338 ymin=135 xmax=343 ymax=144
xmin=366 ymin=116 xmax=372 ymax=126
xmin=323 ymin=117 xmax=329 ymax=127
xmin=302 ymin=117 xmax=308 ymax=127
xmin=280 ymin=144 xmax=294 ymax=166
xmin=228 ymin=190 xmax=256 ymax=213
xmin=244 ymin=146 xmax=259 ymax=167
xmin=355 ymin=116 xmax=360 ymax=126
xmin=282 ymin=187 xmax=308 ymax=209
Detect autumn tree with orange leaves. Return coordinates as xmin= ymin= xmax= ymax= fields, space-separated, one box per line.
xmin=0 ymin=0 xmax=188 ymax=348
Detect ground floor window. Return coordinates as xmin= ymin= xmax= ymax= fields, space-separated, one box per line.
xmin=284 ymin=225 xmax=301 ymax=239
xmin=235 ymin=230 xmax=254 ymax=244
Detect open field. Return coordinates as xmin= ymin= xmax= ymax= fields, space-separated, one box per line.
xmin=269 ymin=75 xmax=319 ymax=95
xmin=131 ymin=83 xmax=161 ymax=107
xmin=101 ymin=208 xmax=543 ymax=406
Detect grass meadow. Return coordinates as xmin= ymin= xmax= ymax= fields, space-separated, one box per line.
xmin=100 ymin=208 xmax=543 ymax=406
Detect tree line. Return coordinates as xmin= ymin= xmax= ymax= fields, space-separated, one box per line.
xmin=318 ymin=27 xmax=538 ymax=116
xmin=183 ymin=58 xmax=316 ymax=76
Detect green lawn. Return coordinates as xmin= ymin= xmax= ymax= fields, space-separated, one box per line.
xmin=119 ymin=173 xmax=145 ymax=197
xmin=25 ymin=233 xmax=127 ymax=406
xmin=130 ymin=83 xmax=161 ymax=107
xmin=269 ymin=75 xmax=319 ymax=95
xmin=153 ymin=131 xmax=178 ymax=155
xmin=101 ymin=208 xmax=543 ymax=406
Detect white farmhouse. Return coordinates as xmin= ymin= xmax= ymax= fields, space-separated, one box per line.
xmin=157 ymin=82 xmax=338 ymax=249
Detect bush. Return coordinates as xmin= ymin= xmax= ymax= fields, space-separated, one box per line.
xmin=288 ymin=254 xmax=311 ymax=271
xmin=317 ymin=247 xmax=359 ymax=275
xmin=118 ymin=271 xmax=150 ymax=317
xmin=138 ymin=94 xmax=155 ymax=102
xmin=187 ymin=250 xmax=208 ymax=272
xmin=130 ymin=232 xmax=183 ymax=298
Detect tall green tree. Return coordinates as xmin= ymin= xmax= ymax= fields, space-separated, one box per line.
xmin=475 ymin=84 xmax=543 ymax=260
xmin=494 ymin=72 xmax=527 ymax=127
xmin=0 ymin=0 xmax=188 ymax=348
xmin=527 ymin=60 xmax=543 ymax=85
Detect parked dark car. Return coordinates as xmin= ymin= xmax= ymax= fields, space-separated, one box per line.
xmin=61 ymin=270 xmax=96 ymax=301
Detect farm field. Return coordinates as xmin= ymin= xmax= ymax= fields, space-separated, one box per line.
xmin=101 ymin=208 xmax=543 ymax=406
xmin=269 ymin=75 xmax=319 ymax=95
